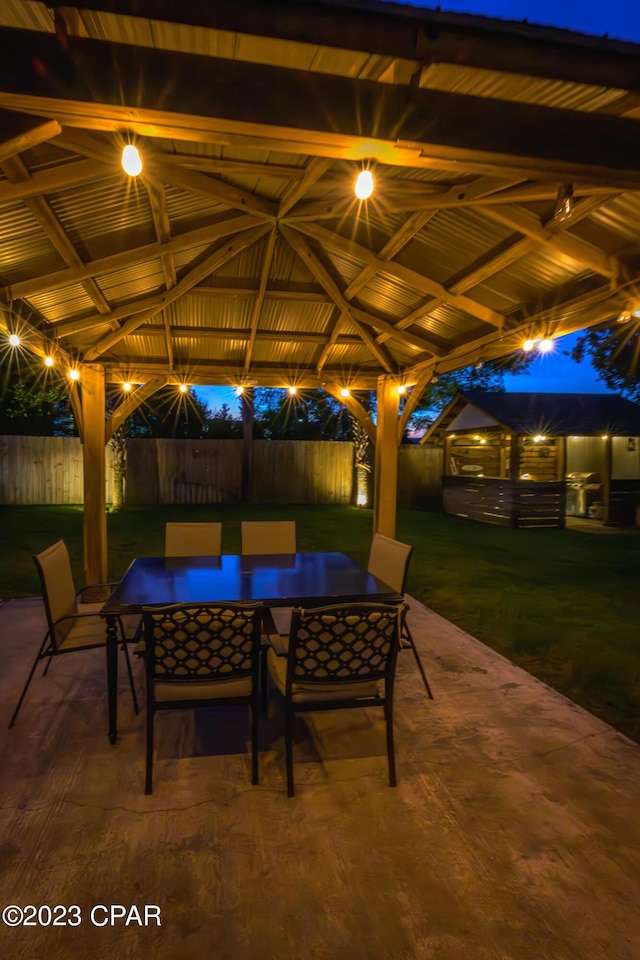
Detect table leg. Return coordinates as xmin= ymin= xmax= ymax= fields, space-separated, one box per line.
xmin=105 ymin=615 xmax=119 ymax=744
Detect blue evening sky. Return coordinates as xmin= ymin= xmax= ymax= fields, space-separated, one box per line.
xmin=196 ymin=1 xmax=640 ymax=415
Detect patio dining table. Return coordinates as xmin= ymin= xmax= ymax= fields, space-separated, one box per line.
xmin=101 ymin=551 xmax=402 ymax=743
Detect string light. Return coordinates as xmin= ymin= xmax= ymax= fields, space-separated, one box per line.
xmin=68 ymin=368 xmax=80 ymax=381
xmin=340 ymin=388 xmax=350 ymax=398
xmin=355 ymin=169 xmax=374 ymax=200
xmin=122 ymin=381 xmax=132 ymax=392
xmin=397 ymin=385 xmax=406 ymax=395
xmin=288 ymin=386 xmax=297 ymax=396
xmin=523 ymin=339 xmax=537 ymax=352
xmin=121 ymin=144 xmax=142 ymax=176
xmin=538 ymin=338 xmax=554 ymax=353
xmin=8 ymin=333 xmax=20 ymax=347
xmin=236 ymin=385 xmax=245 ymax=396
xmin=179 ymin=383 xmax=188 ymax=394
xmin=44 ymin=355 xmax=54 ymax=367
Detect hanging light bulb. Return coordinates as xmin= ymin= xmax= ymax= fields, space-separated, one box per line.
xmin=122 ymin=144 xmax=143 ymax=177
xmin=553 ymin=184 xmax=574 ymax=222
xmin=340 ymin=388 xmax=350 ymax=398
xmin=236 ymin=385 xmax=245 ymax=396
xmin=288 ymin=386 xmax=297 ymax=396
xmin=69 ymin=368 xmax=80 ymax=381
xmin=522 ymin=339 xmax=537 ymax=352
xmin=355 ymin=169 xmax=374 ymax=200
xmin=538 ymin=338 xmax=554 ymax=353
xmin=44 ymin=355 xmax=54 ymax=367
xmin=397 ymin=384 xmax=406 ymax=395
xmin=122 ymin=381 xmax=132 ymax=392
xmin=8 ymin=333 xmax=20 ymax=347
xmin=179 ymin=383 xmax=188 ymax=393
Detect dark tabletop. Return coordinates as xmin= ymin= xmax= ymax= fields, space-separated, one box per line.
xmin=102 ymin=551 xmax=401 ymax=615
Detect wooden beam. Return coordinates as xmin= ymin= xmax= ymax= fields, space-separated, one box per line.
xmin=162 ymin=153 xmax=307 ymax=180
xmin=291 ymin=221 xmax=506 ymax=329
xmin=3 ymin=28 xmax=640 ymax=183
xmin=481 ymin=204 xmax=616 ymax=278
xmin=1 ymin=156 xmax=113 ymax=317
xmin=373 ymin=376 xmax=400 ymax=538
xmin=3 ymin=215 xmax=263 ymax=303
xmin=0 ymin=158 xmax=110 ymax=206
xmin=345 ymin=210 xmax=438 ymax=300
xmin=52 ymin=0 xmax=640 ymax=94
xmin=280 ymin=225 xmax=397 ymax=374
xmin=244 ymin=229 xmax=277 ymax=373
xmin=0 ymin=108 xmax=60 ymax=164
xmin=149 ymin=159 xmax=277 ymax=221
xmin=83 ymin=225 xmax=271 ymax=359
xmin=134 ymin=324 xmax=361 ymax=345
xmin=101 ymin=360 xmax=382 ymax=389
xmin=80 ymin=363 xmax=107 ymax=583
xmin=105 ymin=377 xmax=167 ymax=441
xmin=397 ymin=371 xmax=434 ymax=443
xmin=350 ymin=306 xmax=444 ymax=357
xmin=278 ymin=157 xmax=332 ymax=218
xmin=324 ymin=386 xmax=376 ymax=445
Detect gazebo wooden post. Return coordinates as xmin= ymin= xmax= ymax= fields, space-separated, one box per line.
xmin=373 ymin=376 xmax=400 ymax=537
xmin=508 ymin=433 xmax=521 ymax=528
xmin=81 ymin=364 xmax=107 ymax=584
xmin=241 ymin=387 xmax=255 ymax=503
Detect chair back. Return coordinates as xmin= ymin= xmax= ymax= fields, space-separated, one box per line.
xmin=164 ymin=522 xmax=222 ymax=557
xmin=33 ymin=540 xmax=77 ymax=648
xmin=367 ymin=533 xmax=413 ymax=595
xmin=241 ymin=520 xmax=296 ymax=555
xmin=143 ymin=602 xmax=261 ymax=695
xmin=287 ymin=602 xmax=403 ymax=691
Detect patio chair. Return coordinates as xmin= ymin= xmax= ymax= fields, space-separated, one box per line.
xmin=142 ymin=601 xmax=262 ymax=794
xmin=8 ymin=539 xmax=139 ymax=729
xmin=240 ymin=520 xmax=296 ymax=556
xmin=240 ymin=520 xmax=297 ymax=704
xmin=368 ymin=533 xmax=434 ymax=700
xmin=164 ymin=521 xmax=223 ymax=557
xmin=267 ymin=602 xmax=404 ymax=797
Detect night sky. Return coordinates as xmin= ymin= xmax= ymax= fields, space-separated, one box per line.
xmin=197 ymin=1 xmax=640 ymax=413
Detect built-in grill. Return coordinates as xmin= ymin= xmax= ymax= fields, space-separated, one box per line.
xmin=565 ymin=472 xmax=602 ymax=517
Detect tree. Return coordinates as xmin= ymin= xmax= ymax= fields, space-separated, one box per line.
xmin=572 ymin=321 xmax=640 ymax=402
xmin=205 ymin=403 xmax=242 ymax=439
xmin=0 ymin=359 xmax=75 ymax=435
xmin=107 ymin=385 xmax=212 ymax=438
xmin=253 ymin=388 xmax=352 ymax=440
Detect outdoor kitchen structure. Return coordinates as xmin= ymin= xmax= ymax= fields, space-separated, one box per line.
xmin=422 ymin=392 xmax=640 ymax=527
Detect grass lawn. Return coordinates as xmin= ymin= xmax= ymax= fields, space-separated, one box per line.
xmin=1 ymin=503 xmax=639 ymax=743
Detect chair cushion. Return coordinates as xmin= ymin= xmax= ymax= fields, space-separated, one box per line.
xmin=154 ymin=676 xmax=252 ymax=702
xmin=267 ymin=647 xmax=382 ymax=703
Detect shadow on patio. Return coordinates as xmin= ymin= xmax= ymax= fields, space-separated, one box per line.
xmin=1 ymin=595 xmax=639 ymax=959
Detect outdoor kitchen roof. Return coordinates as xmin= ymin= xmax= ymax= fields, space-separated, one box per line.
xmin=1 ymin=0 xmax=640 ymax=390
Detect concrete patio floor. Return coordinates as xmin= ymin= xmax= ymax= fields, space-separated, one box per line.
xmin=1 ymin=595 xmax=639 ymax=960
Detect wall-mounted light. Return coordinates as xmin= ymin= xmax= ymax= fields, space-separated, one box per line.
xmin=68 ymin=368 xmax=80 ymax=382
xmin=553 ymin=184 xmax=574 ymax=222
xmin=8 ymin=333 xmax=20 ymax=347
xmin=44 ymin=355 xmax=54 ymax=367
xmin=122 ymin=144 xmax=143 ymax=177
xmin=355 ymin=169 xmax=374 ymax=200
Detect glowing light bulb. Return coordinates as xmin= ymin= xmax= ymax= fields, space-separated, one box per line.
xmin=533 ymin=435 xmax=546 ymax=442
xmin=397 ymin=385 xmax=406 ymax=395
xmin=523 ymin=339 xmax=536 ymax=351
xmin=8 ymin=333 xmax=20 ymax=347
xmin=601 ymin=434 xmax=609 ymax=440
xmin=288 ymin=386 xmax=297 ymax=396
xmin=69 ymin=368 xmax=80 ymax=381
xmin=340 ymin=388 xmax=350 ymax=398
xmin=122 ymin=144 xmax=142 ymax=177
xmin=179 ymin=383 xmax=188 ymax=394
xmin=44 ymin=355 xmax=54 ymax=367
xmin=538 ymin=338 xmax=554 ymax=353
xmin=355 ymin=169 xmax=374 ymax=200
xmin=123 ymin=381 xmax=132 ymax=392
xmin=236 ymin=385 xmax=245 ymax=396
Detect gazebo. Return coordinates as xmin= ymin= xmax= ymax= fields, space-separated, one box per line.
xmin=2 ymin=0 xmax=640 ymax=578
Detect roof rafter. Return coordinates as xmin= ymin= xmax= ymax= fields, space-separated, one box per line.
xmin=243 ymin=229 xmax=278 ymax=374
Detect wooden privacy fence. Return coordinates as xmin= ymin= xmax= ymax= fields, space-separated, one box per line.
xmin=0 ymin=435 xmax=114 ymax=504
xmin=0 ymin=436 xmax=443 ymax=506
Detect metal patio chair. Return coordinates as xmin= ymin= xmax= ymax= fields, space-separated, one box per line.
xmin=8 ymin=539 xmax=139 ymax=729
